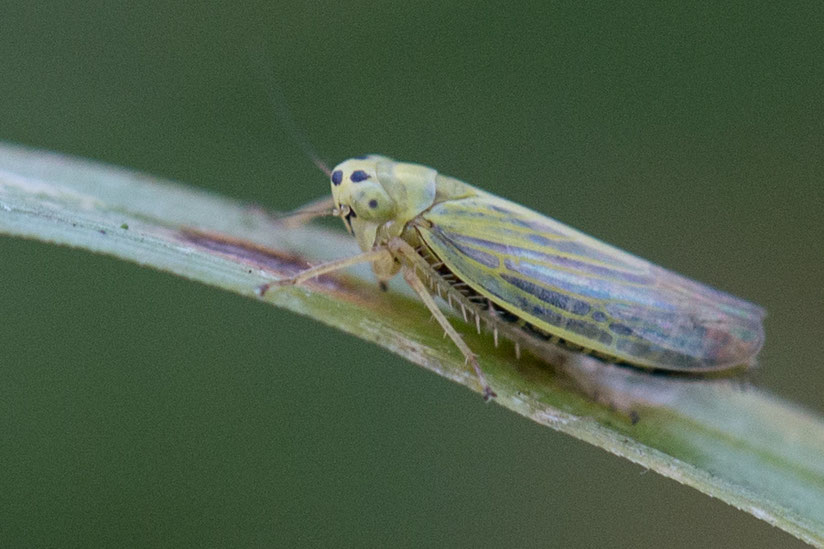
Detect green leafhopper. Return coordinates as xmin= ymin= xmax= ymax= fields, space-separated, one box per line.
xmin=258 ymin=155 xmax=765 ymax=400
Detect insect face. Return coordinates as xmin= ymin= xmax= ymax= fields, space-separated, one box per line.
xmin=330 ymin=156 xmax=395 ymax=223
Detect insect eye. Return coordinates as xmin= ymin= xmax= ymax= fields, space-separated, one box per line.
xmin=368 ymin=199 xmax=378 ymax=209
xmin=331 ymin=170 xmax=343 ymax=186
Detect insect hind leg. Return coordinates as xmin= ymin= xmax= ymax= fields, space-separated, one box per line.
xmin=402 ymin=265 xmax=496 ymax=401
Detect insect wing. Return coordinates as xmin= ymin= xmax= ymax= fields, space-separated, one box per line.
xmin=417 ymin=195 xmax=765 ymax=371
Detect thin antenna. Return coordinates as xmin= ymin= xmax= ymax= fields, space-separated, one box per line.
xmin=248 ymin=42 xmax=332 ymax=177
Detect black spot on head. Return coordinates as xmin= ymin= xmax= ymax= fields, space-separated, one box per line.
xmin=368 ymin=199 xmax=378 ymax=209
xmin=331 ymin=170 xmax=343 ymax=186
xmin=351 ymin=170 xmax=370 ymax=182
xmin=354 ymin=155 xmax=369 ymax=160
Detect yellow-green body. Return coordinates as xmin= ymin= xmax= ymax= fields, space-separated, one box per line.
xmin=329 ymin=155 xmax=765 ymax=372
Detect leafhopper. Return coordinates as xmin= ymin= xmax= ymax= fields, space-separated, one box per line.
xmin=258 ymin=155 xmax=765 ymax=400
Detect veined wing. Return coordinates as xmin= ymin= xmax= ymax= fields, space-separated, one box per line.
xmin=417 ymin=195 xmax=765 ymax=371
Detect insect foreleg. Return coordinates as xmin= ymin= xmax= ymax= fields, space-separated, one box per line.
xmin=256 ymin=247 xmax=392 ymax=296
xmin=401 ymin=264 xmax=496 ymax=401
xmin=271 ymin=196 xmax=337 ymax=228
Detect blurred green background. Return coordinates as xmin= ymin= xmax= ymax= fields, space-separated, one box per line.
xmin=1 ymin=2 xmax=822 ymax=547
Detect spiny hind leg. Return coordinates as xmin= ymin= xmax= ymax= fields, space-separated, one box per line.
xmin=256 ymin=247 xmax=392 ymax=296
xmin=402 ymin=265 xmax=496 ymax=401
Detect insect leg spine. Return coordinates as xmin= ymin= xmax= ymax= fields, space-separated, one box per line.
xmin=402 ymin=239 xmax=537 ymax=359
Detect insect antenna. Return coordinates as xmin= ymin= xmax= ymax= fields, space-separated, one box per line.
xmin=248 ymin=42 xmax=332 ymax=177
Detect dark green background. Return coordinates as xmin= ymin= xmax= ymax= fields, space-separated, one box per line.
xmin=1 ymin=2 xmax=822 ymax=547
